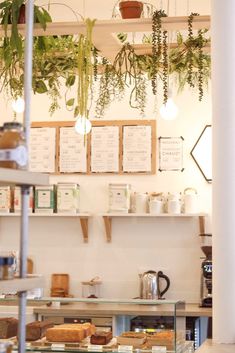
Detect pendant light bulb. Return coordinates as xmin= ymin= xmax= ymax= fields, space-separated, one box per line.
xmin=75 ymin=117 xmax=92 ymax=135
xmin=12 ymin=97 xmax=25 ymax=113
xmin=160 ymin=91 xmax=178 ymax=120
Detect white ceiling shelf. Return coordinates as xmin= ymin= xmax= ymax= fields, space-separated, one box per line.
xmin=0 ymin=16 xmax=210 ymax=61
xmin=0 ymin=212 xmax=91 ymax=243
xmin=0 ymin=168 xmax=49 ymax=186
xmin=101 ymin=213 xmax=207 ymax=242
xmin=0 ymin=276 xmax=44 ymax=293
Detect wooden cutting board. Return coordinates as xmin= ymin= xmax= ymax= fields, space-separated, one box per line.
xmin=51 ymin=274 xmax=69 ymax=295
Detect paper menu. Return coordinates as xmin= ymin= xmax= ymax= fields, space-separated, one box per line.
xmin=123 ymin=125 xmax=152 ymax=172
xmin=59 ymin=127 xmax=87 ymax=173
xmin=29 ymin=127 xmax=56 ymax=173
xmin=91 ymin=126 xmax=119 ymax=172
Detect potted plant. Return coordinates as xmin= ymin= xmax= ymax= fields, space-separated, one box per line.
xmin=119 ymin=0 xmax=143 ymax=19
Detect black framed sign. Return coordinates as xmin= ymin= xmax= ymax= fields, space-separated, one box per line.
xmin=158 ymin=136 xmax=184 ymax=172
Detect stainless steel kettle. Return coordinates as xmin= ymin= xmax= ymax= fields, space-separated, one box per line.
xmin=139 ymin=270 xmax=170 ymax=299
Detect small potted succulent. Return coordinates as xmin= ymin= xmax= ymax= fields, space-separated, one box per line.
xmin=119 ymin=0 xmax=143 ymax=19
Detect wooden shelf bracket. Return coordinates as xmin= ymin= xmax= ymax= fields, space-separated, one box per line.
xmin=80 ymin=217 xmax=89 ymax=243
xmin=199 ymin=215 xmax=206 ymax=234
xmin=103 ymin=216 xmax=112 ymax=242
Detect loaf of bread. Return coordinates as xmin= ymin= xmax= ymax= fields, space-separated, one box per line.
xmin=90 ymin=331 xmax=112 ymax=345
xmin=82 ymin=323 xmax=96 ymax=337
xmin=26 ymin=321 xmax=54 ymax=341
xmin=46 ymin=324 xmax=85 ymax=342
xmin=0 ymin=318 xmax=18 ymax=338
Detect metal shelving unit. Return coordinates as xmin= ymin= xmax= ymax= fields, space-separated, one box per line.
xmin=0 ymin=2 xmax=49 ymax=353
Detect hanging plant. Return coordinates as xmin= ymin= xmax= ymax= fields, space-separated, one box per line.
xmin=197 ymin=29 xmax=204 ymax=101
xmin=162 ymin=30 xmax=168 ymax=104
xmin=95 ymin=57 xmax=125 ymax=118
xmin=74 ymin=18 xmax=96 ymax=118
xmin=151 ymin=9 xmax=167 ymax=96
xmin=187 ymin=12 xmax=199 ymax=87
xmin=113 ymin=42 xmax=147 ymax=115
xmin=169 ymin=30 xmax=211 ymax=94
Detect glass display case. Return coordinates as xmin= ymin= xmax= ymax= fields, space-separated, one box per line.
xmin=0 ymin=297 xmax=194 ymax=353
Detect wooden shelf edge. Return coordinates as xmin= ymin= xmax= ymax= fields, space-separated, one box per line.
xmin=0 ymin=276 xmax=44 ymax=293
xmin=101 ymin=212 xmax=208 ymax=217
xmin=0 ymin=213 xmax=91 ymax=217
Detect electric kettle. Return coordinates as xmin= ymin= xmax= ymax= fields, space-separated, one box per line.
xmin=139 ymin=270 xmax=170 ymax=299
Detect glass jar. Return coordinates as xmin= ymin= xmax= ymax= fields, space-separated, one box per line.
xmin=0 ymin=256 xmax=15 ymax=280
xmin=0 ymin=122 xmax=27 ymax=169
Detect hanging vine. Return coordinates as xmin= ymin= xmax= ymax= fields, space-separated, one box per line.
xmin=151 ymin=9 xmax=167 ymax=96
xmin=187 ymin=12 xmax=199 ymax=87
xmin=198 ymin=29 xmax=204 ymax=101
xmin=162 ymin=30 xmax=168 ymax=104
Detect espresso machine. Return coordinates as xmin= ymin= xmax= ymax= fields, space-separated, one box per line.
xmin=200 ymin=234 xmax=212 ymax=307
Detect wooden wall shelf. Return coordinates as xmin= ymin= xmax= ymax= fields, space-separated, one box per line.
xmin=0 ymin=213 xmax=90 ymax=243
xmin=0 ymin=168 xmax=49 ymax=186
xmin=0 ymin=16 xmax=210 ymax=61
xmin=102 ymin=213 xmax=207 ymax=242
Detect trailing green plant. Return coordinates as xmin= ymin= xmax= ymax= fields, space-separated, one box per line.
xmin=95 ymin=57 xmax=125 ymax=118
xmin=187 ymin=12 xmax=199 ymax=87
xmin=169 ymin=30 xmax=211 ymax=94
xmin=151 ymin=9 xmax=167 ymax=96
xmin=0 ymin=0 xmax=52 ymax=60
xmin=162 ymin=30 xmax=168 ymax=104
xmin=113 ymin=42 xmax=147 ymax=114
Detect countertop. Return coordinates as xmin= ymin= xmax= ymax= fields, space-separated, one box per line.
xmin=33 ymin=303 xmax=212 ymax=317
xmin=196 ymin=339 xmax=235 ymax=353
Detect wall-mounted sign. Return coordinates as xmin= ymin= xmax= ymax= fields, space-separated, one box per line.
xmin=158 ymin=136 xmax=184 ymax=172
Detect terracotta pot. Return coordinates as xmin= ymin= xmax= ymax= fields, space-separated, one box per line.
xmin=119 ymin=1 xmax=143 ymax=19
xmin=18 ymin=4 xmax=26 ymax=24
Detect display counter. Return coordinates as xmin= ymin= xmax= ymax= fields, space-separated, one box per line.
xmin=195 ymin=339 xmax=235 ymax=353
xmin=33 ymin=302 xmax=212 ymax=318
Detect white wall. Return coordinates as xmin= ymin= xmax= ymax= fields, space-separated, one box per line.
xmin=0 ymin=0 xmax=211 ymax=303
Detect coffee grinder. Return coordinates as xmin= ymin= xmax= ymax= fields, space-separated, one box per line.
xmin=199 ymin=234 xmax=212 ymax=307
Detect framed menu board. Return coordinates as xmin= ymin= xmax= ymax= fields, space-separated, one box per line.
xmin=30 ymin=120 xmax=156 ymax=174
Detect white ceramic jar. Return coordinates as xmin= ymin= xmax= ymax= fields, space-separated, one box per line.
xmin=183 ymin=187 xmax=198 ymax=213
xmin=149 ymin=193 xmax=164 ymax=214
xmin=133 ymin=192 xmax=148 ymax=213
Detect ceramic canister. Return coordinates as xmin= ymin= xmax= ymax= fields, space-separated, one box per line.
xmin=133 ymin=192 xmax=148 ymax=213
xmin=184 ymin=188 xmax=198 ymax=213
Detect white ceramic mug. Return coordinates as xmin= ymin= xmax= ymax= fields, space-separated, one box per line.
xmin=167 ymin=199 xmax=181 ymax=214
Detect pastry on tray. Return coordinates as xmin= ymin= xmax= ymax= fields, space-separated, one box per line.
xmin=90 ymin=331 xmax=113 ymax=345
xmin=117 ymin=332 xmax=146 ymax=347
xmin=146 ymin=330 xmax=175 ymax=350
